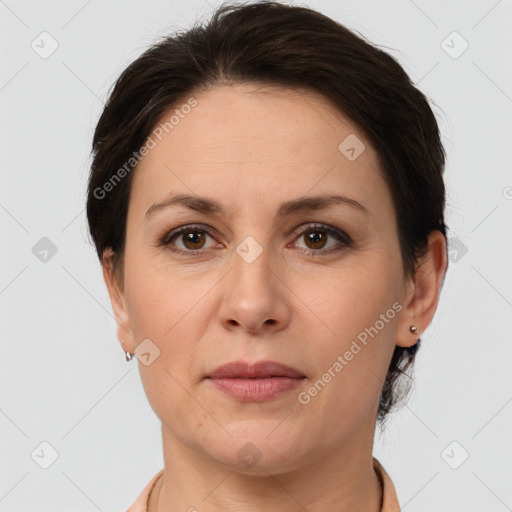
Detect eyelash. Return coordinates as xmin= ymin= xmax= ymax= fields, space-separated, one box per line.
xmin=159 ymin=222 xmax=353 ymax=258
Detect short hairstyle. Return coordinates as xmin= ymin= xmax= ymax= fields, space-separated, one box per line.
xmin=86 ymin=0 xmax=449 ymax=427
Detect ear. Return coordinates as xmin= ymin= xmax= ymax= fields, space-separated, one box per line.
xmin=396 ymin=230 xmax=448 ymax=348
xmin=102 ymin=248 xmax=135 ymax=354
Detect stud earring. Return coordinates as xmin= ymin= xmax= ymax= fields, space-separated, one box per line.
xmin=409 ymin=325 xmax=419 ymax=342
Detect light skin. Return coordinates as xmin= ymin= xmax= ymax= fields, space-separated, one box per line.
xmin=102 ymin=83 xmax=447 ymax=512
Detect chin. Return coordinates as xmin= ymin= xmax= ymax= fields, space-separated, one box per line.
xmin=203 ymin=421 xmax=309 ymax=475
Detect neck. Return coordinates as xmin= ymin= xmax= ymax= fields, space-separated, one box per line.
xmin=148 ymin=419 xmax=382 ymax=512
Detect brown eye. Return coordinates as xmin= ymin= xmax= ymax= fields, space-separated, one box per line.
xmin=162 ymin=224 xmax=219 ymax=255
xmin=179 ymin=230 xmax=207 ymax=250
xmin=292 ymin=223 xmax=352 ymax=256
xmin=303 ymin=229 xmax=328 ymax=250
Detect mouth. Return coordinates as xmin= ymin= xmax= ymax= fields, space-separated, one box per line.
xmin=205 ymin=360 xmax=306 ymax=402
xmin=206 ymin=360 xmax=305 ymax=379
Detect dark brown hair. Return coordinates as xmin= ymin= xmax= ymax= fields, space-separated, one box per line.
xmin=86 ymin=0 xmax=449 ymax=427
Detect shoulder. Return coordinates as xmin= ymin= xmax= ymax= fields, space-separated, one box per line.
xmin=125 ymin=469 xmax=164 ymax=512
xmin=373 ymin=457 xmax=401 ymax=512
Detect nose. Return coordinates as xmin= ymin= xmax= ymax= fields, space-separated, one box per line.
xmin=217 ymin=243 xmax=291 ymax=336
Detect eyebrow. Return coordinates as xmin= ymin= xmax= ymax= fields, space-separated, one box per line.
xmin=145 ymin=193 xmax=369 ymax=221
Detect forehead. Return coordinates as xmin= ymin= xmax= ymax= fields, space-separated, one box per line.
xmin=151 ymin=83 xmax=365 ymax=157
xmin=130 ymin=83 xmax=388 ymax=220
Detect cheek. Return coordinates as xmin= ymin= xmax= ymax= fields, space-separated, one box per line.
xmin=294 ymin=262 xmax=398 ymax=343
xmin=293 ymin=263 xmax=399 ymax=407
xmin=124 ymin=257 xmax=209 ymax=339
xmin=124 ymin=259 xmax=222 ymax=386
xmin=126 ymin=264 xmax=213 ymax=429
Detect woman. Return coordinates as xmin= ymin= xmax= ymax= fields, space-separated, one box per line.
xmin=86 ymin=1 xmax=449 ymax=510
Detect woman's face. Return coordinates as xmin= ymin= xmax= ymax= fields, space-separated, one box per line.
xmin=106 ymin=83 xmax=419 ymax=473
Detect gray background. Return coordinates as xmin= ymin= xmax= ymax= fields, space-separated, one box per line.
xmin=1 ymin=0 xmax=511 ymax=511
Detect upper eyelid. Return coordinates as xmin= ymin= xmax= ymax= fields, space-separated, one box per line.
xmin=166 ymin=222 xmax=344 ymax=236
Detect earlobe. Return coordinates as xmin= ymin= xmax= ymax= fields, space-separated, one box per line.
xmin=396 ymin=230 xmax=448 ymax=348
xmin=101 ymin=248 xmax=135 ymax=353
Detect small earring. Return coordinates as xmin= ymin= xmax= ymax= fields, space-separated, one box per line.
xmin=121 ymin=339 xmax=133 ymax=362
xmin=409 ymin=325 xmax=419 ymax=342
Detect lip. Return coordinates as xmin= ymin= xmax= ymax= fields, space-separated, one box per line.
xmin=206 ymin=360 xmax=305 ymax=379
xmin=205 ymin=360 xmax=306 ymax=402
